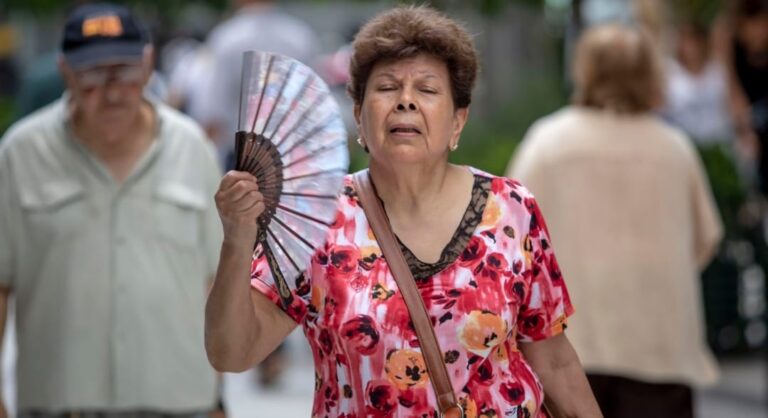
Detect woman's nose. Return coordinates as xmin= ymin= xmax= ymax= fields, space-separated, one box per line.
xmin=396 ymin=102 xmax=417 ymax=112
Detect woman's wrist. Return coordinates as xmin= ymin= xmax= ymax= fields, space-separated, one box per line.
xmin=222 ymin=226 xmax=259 ymax=248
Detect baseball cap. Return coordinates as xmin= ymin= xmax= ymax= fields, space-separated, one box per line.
xmin=61 ymin=3 xmax=150 ymax=70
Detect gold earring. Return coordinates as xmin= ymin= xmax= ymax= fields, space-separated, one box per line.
xmin=357 ymin=137 xmax=369 ymax=153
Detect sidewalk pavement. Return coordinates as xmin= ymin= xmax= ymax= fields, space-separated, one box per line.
xmin=697 ymin=354 xmax=767 ymax=418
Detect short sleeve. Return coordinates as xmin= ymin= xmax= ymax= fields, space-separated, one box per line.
xmin=250 ymin=244 xmax=310 ymax=325
xmin=516 ymin=193 xmax=575 ymax=342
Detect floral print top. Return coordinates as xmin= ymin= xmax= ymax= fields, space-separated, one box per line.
xmin=250 ymin=167 xmax=574 ymax=418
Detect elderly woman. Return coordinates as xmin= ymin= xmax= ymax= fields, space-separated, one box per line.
xmin=507 ymin=24 xmax=723 ymax=418
xmin=206 ymin=6 xmax=600 ymax=418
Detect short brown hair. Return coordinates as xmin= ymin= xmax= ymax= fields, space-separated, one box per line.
xmin=347 ymin=5 xmax=478 ymax=109
xmin=572 ymin=24 xmax=663 ymax=114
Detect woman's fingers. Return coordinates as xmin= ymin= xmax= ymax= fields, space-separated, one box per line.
xmin=216 ymin=171 xmax=267 ymax=225
xmin=219 ymin=180 xmax=260 ymax=207
xmin=219 ymin=170 xmax=257 ymax=191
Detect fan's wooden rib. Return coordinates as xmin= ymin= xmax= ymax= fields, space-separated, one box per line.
xmin=283 ymin=168 xmax=346 ymax=183
xmin=244 ymin=140 xmax=269 ymax=174
xmin=268 ymin=75 xmax=313 ymax=141
xmin=242 ymin=139 xmax=258 ymax=172
xmin=279 ymin=114 xmax=336 ymax=158
xmin=249 ymin=55 xmax=276 ymax=134
xmin=236 ymin=54 xmax=248 ymax=138
xmin=246 ymin=139 xmax=272 ymax=174
xmin=282 ymin=143 xmax=344 ymax=170
xmin=271 ymin=215 xmax=316 ymax=250
xmin=260 ymin=239 xmax=293 ymax=308
xmin=266 ymin=227 xmax=302 ymax=274
xmin=251 ymin=145 xmax=281 ymax=179
xmin=274 ymin=91 xmax=329 ymax=149
xmin=281 ymin=192 xmax=337 ymax=200
xmin=276 ymin=205 xmax=333 ymax=227
xmin=261 ymin=62 xmax=298 ymax=136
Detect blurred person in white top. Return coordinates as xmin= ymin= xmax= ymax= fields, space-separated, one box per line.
xmin=199 ymin=0 xmax=321 ymax=168
xmin=664 ymin=22 xmax=733 ymax=145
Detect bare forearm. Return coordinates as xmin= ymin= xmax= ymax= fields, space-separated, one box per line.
xmin=205 ymin=239 xmax=260 ymax=372
xmin=538 ymin=360 xmax=602 ymax=418
xmin=521 ymin=335 xmax=602 ymax=418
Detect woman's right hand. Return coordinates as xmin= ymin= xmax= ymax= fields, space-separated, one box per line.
xmin=215 ymin=171 xmax=265 ymax=244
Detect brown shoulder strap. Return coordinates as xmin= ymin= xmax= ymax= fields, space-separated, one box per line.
xmin=352 ymin=170 xmax=463 ymax=418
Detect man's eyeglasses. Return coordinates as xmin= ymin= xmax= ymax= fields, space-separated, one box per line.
xmin=75 ymin=65 xmax=145 ymax=90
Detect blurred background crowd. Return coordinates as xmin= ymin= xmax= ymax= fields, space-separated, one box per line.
xmin=0 ymin=0 xmax=766 ymax=417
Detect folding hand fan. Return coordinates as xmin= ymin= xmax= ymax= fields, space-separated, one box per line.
xmin=235 ymin=51 xmax=349 ymax=308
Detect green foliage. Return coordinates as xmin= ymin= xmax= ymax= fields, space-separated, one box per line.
xmin=697 ymin=144 xmax=748 ymax=237
xmin=5 ymin=0 xmax=228 ymax=15
xmin=5 ymin=0 xmax=545 ymax=16
xmin=670 ymin=0 xmax=725 ymax=24
xmin=451 ymin=68 xmax=568 ymax=175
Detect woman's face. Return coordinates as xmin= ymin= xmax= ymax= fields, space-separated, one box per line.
xmin=355 ymin=54 xmax=468 ymax=165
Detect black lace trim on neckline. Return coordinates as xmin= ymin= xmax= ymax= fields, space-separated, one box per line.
xmin=397 ymin=175 xmax=491 ymax=281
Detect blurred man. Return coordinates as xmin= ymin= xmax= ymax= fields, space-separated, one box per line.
xmin=0 ymin=4 xmax=222 ymax=418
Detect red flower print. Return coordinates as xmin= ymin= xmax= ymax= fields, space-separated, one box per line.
xmin=295 ymin=272 xmax=310 ymax=297
xmin=396 ymin=388 xmax=418 ymax=408
xmin=459 ymin=236 xmax=487 ymax=269
xmin=366 ymin=380 xmax=398 ymax=416
xmin=511 ymin=259 xmax=522 ymax=274
xmin=340 ymin=315 xmax=380 ymax=355
xmin=476 ymin=360 xmax=496 ymax=385
xmin=524 ymin=197 xmax=549 ymax=239
xmin=504 ymin=278 xmax=526 ymax=304
xmin=500 ymin=381 xmax=525 ymax=404
xmin=482 ymin=252 xmax=509 ymax=281
xmin=313 ymin=243 xmax=329 ymax=265
xmin=331 ymin=209 xmax=345 ymax=229
xmin=519 ymin=308 xmax=547 ymax=340
xmin=491 ymin=177 xmax=506 ymax=195
xmin=350 ymin=274 xmax=369 ymax=292
xmin=547 ymin=254 xmax=563 ymax=282
xmin=328 ymin=245 xmax=360 ymax=280
xmin=318 ymin=328 xmax=334 ymax=356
